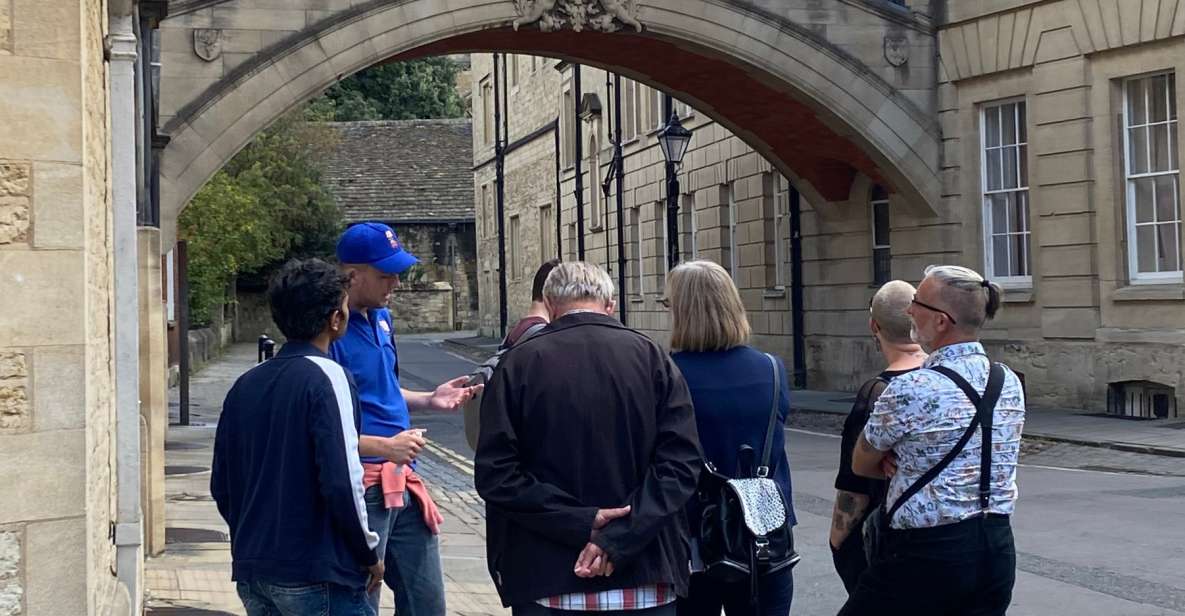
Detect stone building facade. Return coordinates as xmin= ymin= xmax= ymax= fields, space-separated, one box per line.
xmin=472 ymin=0 xmax=1185 ymax=417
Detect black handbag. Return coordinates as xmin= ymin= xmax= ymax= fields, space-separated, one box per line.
xmin=694 ymin=354 xmax=801 ymax=601
xmin=868 ymin=363 xmax=1004 ymax=560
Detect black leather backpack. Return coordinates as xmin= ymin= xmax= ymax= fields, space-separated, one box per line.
xmin=693 ymin=353 xmax=800 ymax=603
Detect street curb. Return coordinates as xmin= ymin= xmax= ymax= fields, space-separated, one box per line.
xmin=441 ymin=338 xmax=497 ymax=363
xmin=790 ymin=407 xmax=1185 ymax=459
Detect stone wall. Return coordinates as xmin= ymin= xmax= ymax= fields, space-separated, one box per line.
xmin=394 ymin=224 xmax=478 ymax=330
xmin=0 ymin=0 xmax=119 ymax=613
xmin=388 ymin=284 xmax=457 ymax=334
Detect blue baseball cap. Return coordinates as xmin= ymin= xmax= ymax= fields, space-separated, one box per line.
xmin=336 ymin=222 xmax=418 ymax=274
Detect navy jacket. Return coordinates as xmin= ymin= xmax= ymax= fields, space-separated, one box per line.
xmin=672 ymin=346 xmax=797 ymax=530
xmin=210 ymin=341 xmax=379 ymax=588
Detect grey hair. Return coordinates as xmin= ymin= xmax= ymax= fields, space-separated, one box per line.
xmin=923 ymin=264 xmax=1002 ymax=330
xmin=871 ymin=280 xmax=915 ymax=344
xmin=543 ymin=261 xmax=615 ymax=305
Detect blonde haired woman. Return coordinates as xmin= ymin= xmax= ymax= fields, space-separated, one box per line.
xmin=666 ymin=260 xmax=796 ymax=616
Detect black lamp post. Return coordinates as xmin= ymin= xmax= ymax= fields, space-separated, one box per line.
xmin=657 ymin=112 xmax=692 ymax=271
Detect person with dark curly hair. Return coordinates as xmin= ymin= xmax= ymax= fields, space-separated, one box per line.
xmin=211 ymin=258 xmax=383 ymax=616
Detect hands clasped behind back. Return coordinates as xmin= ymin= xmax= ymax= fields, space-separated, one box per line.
xmin=574 ymin=505 xmax=631 ymax=579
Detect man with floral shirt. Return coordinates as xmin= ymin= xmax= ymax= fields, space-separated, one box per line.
xmin=841 ymin=265 xmax=1026 ymax=616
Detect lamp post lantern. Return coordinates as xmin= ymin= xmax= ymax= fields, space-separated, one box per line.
xmin=658 ymin=112 xmax=692 ymax=271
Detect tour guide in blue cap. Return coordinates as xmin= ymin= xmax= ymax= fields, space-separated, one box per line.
xmin=330 ymin=222 xmax=481 ymax=614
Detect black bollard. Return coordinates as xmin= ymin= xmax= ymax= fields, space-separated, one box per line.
xmin=262 ymin=337 xmax=276 ymax=360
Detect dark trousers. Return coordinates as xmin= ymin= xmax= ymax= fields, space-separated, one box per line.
xmin=513 ymin=603 xmax=676 ymax=616
xmin=838 ymin=514 xmax=1016 ymax=616
xmin=676 ymin=568 xmax=794 ymax=616
xmin=831 ymin=530 xmax=868 ymax=595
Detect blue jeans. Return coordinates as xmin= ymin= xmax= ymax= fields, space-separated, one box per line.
xmin=236 ymin=581 xmax=374 ymax=616
xmin=364 ymin=484 xmax=446 ymax=615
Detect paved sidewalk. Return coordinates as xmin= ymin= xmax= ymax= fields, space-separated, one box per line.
xmin=444 ymin=335 xmax=1185 ymax=457
xmin=144 ymin=344 xmax=507 ymax=616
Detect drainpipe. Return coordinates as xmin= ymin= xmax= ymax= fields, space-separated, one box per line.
xmin=613 ymin=74 xmax=626 ymax=326
xmin=494 ymin=54 xmax=508 ymax=338
xmin=107 ymin=6 xmax=143 ymax=614
xmin=573 ymin=64 xmax=585 ymax=259
xmin=789 ymin=184 xmax=806 ymax=388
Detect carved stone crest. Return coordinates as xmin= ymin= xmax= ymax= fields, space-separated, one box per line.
xmin=883 ymin=33 xmax=909 ymax=67
xmin=513 ymin=0 xmax=643 ymax=33
xmin=193 ymin=28 xmax=222 ymax=62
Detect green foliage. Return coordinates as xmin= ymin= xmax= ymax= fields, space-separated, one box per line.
xmin=180 ymin=104 xmax=343 ymax=326
xmin=320 ymin=57 xmax=467 ymax=121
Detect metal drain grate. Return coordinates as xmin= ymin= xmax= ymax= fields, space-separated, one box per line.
xmin=165 ymin=465 xmax=209 ymax=476
xmin=165 ymin=527 xmax=228 ymax=544
xmin=164 ymin=441 xmax=207 ymax=451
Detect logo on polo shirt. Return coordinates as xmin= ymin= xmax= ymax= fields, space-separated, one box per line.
xmin=385 ymin=229 xmax=399 ymax=250
xmin=379 ymin=319 xmax=391 ymax=334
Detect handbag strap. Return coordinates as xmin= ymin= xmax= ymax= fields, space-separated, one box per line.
xmin=885 ymin=363 xmax=1004 ymax=522
xmin=757 ymin=353 xmax=781 ymax=478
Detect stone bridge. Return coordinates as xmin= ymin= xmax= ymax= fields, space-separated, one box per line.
xmin=156 ymin=0 xmax=941 ymax=245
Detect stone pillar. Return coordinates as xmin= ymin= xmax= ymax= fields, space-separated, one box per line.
xmin=0 ymin=0 xmax=116 ymax=610
xmin=138 ymin=228 xmax=167 ymax=556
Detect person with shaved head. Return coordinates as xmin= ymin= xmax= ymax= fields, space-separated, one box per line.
xmin=840 ymin=265 xmax=1026 ymax=616
xmin=830 ymin=280 xmax=927 ymax=593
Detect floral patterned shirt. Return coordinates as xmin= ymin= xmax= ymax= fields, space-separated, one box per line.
xmin=862 ymin=342 xmax=1026 ymax=529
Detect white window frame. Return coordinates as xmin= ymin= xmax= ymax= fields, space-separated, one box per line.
xmin=681 ymin=192 xmax=698 ymax=260
xmin=1123 ymin=72 xmax=1183 ymax=284
xmin=481 ymin=183 xmax=492 ymax=238
xmin=480 ymin=77 xmax=493 ymax=147
xmin=561 ymin=84 xmax=575 ymax=168
xmin=622 ymin=80 xmax=638 ymax=142
xmin=979 ymin=98 xmax=1032 ymax=287
xmin=590 ymin=130 xmax=604 ymax=229
xmin=773 ymin=175 xmax=790 ymax=289
xmin=539 ymin=202 xmax=554 ymax=262
xmin=871 ymin=190 xmax=891 ymax=285
xmin=629 ymin=207 xmax=644 ymax=295
xmin=657 ymin=201 xmax=668 ymax=277
xmin=509 ymin=214 xmax=521 ymax=280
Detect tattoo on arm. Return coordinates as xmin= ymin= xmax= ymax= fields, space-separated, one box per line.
xmin=829 ymin=491 xmax=871 ymax=545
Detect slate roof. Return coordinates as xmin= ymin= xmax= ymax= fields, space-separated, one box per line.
xmin=323 ymin=119 xmax=475 ymax=224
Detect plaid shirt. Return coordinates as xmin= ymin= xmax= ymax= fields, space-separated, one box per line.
xmin=537 ymin=584 xmax=675 ymax=610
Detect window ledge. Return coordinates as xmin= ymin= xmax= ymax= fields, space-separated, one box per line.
xmin=1002 ymin=288 xmax=1034 ymax=303
xmin=629 ymin=295 xmax=645 ymax=304
xmin=1113 ymin=285 xmax=1185 ymax=301
xmin=763 ymin=288 xmax=787 ymax=299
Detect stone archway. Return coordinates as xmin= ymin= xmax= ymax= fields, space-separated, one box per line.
xmin=156 ymin=0 xmax=940 ymax=246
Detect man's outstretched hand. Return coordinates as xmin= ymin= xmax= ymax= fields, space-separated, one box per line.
xmin=428 ymin=376 xmax=482 ymax=411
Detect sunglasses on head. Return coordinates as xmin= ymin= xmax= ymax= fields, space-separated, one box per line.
xmin=911 ymin=295 xmax=958 ymax=325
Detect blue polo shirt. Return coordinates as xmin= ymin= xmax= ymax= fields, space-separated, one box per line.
xmin=330 ymin=307 xmax=411 ymax=463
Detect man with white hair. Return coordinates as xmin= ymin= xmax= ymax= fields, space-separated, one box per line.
xmin=475 ymin=261 xmax=702 ymax=615
xmin=842 ymin=265 xmax=1026 ymax=615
